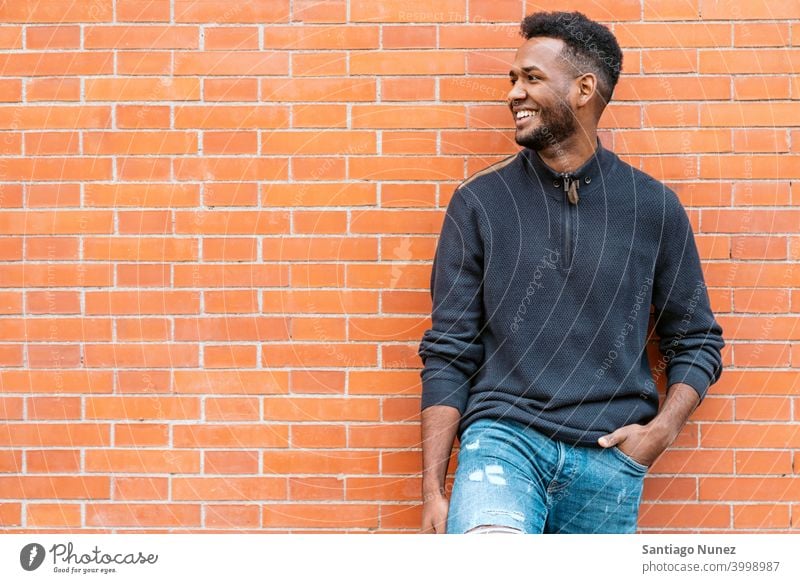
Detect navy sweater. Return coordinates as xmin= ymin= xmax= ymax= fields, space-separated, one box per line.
xmin=418 ymin=140 xmax=725 ymax=446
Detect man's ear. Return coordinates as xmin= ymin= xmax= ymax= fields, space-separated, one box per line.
xmin=575 ymin=72 xmax=597 ymax=108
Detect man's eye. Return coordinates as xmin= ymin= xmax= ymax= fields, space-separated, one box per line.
xmin=509 ymin=75 xmax=538 ymax=85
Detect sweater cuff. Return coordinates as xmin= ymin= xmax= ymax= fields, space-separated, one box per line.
xmin=420 ymin=377 xmax=469 ymax=415
xmin=667 ymin=363 xmax=712 ymax=402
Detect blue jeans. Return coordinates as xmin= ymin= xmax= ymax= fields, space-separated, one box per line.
xmin=446 ymin=417 xmax=648 ymax=534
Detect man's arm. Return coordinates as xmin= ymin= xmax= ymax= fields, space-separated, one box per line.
xmin=418 ymin=186 xmax=486 ymax=414
xmin=649 ymin=381 xmax=700 ymax=441
xmin=420 ymin=405 xmax=460 ymax=533
xmin=422 ymin=405 xmax=460 ymax=497
xmin=599 ymin=192 xmax=724 ymax=465
xmin=649 ymin=193 xmax=725 ymax=402
xmin=417 ymin=186 xmax=486 ymax=532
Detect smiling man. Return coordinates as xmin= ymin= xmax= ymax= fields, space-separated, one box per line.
xmin=418 ymin=11 xmax=724 ymax=534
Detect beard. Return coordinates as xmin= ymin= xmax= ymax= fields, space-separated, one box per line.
xmin=514 ymin=99 xmax=577 ymax=151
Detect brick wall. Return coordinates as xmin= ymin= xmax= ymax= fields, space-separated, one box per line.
xmin=0 ymin=0 xmax=798 ymax=532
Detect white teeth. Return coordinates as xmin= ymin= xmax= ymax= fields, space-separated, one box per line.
xmin=516 ymin=110 xmax=536 ymax=119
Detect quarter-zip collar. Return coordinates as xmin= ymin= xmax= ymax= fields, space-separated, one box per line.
xmin=521 ymin=137 xmax=615 ymax=204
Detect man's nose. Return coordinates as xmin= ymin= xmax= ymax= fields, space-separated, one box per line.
xmin=507 ymin=79 xmax=525 ymax=103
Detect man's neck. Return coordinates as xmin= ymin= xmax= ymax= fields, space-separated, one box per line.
xmin=535 ymin=131 xmax=598 ymax=175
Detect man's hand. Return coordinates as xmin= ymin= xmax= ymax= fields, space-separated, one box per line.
xmin=420 ymin=489 xmax=449 ymax=534
xmin=598 ymin=382 xmax=701 ymax=468
xmin=597 ymin=422 xmax=673 ymax=468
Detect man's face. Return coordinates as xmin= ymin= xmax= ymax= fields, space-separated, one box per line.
xmin=508 ymin=37 xmax=578 ymax=151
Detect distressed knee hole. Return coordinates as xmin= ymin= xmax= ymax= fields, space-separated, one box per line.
xmin=465 ymin=524 xmax=524 ymax=534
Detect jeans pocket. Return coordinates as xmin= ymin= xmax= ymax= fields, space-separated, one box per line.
xmin=611 ymin=446 xmax=649 ymax=473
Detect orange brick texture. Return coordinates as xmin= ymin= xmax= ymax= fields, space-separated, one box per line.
xmin=0 ymin=0 xmax=799 ymax=533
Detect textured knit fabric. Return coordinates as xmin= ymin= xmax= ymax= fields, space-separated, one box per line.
xmin=417 ymin=139 xmax=725 ymax=446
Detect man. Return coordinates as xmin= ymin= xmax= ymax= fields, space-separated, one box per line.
xmin=417 ymin=11 xmax=724 ymax=534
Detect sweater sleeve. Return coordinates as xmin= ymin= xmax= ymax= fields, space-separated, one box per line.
xmin=418 ymin=187 xmax=486 ymax=414
xmin=651 ymin=191 xmax=725 ymax=402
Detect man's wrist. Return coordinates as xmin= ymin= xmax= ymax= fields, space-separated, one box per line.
xmin=647 ymin=415 xmax=681 ymax=445
xmin=648 ymin=403 xmax=691 ymax=446
xmin=422 ymin=485 xmax=446 ymax=502
xmin=648 ymin=382 xmax=700 ymax=443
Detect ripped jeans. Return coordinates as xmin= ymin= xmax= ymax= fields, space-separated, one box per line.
xmin=446 ymin=417 xmax=648 ymax=534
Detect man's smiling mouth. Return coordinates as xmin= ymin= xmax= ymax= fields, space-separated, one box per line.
xmin=514 ymin=109 xmax=540 ymax=127
xmin=515 ymin=110 xmax=539 ymax=120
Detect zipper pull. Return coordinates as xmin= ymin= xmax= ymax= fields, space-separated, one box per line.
xmin=562 ymin=173 xmax=580 ymax=205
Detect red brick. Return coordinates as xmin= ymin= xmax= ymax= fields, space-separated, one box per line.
xmin=0 ymin=370 xmax=114 ymax=394
xmin=0 ymin=424 xmax=109 ymax=447
xmin=263 ymin=503 xmax=378 ymax=528
xmin=703 ymin=424 xmax=800 ymax=449
xmin=350 ymin=0 xmax=466 ymax=22
xmin=86 ymin=77 xmax=200 ymax=102
xmin=700 ymin=478 xmax=800 ymax=501
xmin=174 ymin=51 xmax=289 ymax=76
xmin=0 ymin=503 xmax=21 ymax=526
xmin=291 ymin=52 xmax=347 ymax=77
xmin=262 ymin=397 xmax=380 ymax=421
xmin=733 ymin=504 xmax=790 ymax=528
xmin=349 ymin=424 xmax=420 ymax=448
xmin=27 ymin=504 xmax=81 ymax=527
xmin=736 ymin=450 xmax=793 ymax=475
xmin=0 ymin=27 xmax=22 ymax=48
xmin=701 ymin=0 xmax=800 ymax=19
xmin=382 ymin=78 xmax=436 ymax=101
xmin=116 ymin=105 xmax=170 ymax=128
xmin=0 ymin=53 xmax=113 ymax=76
xmin=203 ymin=131 xmax=258 ymax=154
xmin=85 ymin=26 xmax=198 ymax=49
xmin=87 ymin=504 xmax=200 ymax=527
xmin=117 ymin=0 xmax=170 ymax=22
xmin=289 ymin=476 xmax=344 ymax=500
xmin=0 ymin=397 xmax=22 ymax=420
xmin=353 ymin=105 xmax=466 ymax=129
xmin=113 ymin=477 xmax=168 ymax=501
xmin=27 ymin=396 xmax=80 ymax=419
xmin=173 ymin=478 xmax=286 ymax=501
xmin=85 ymin=449 xmax=200 ymax=473
xmin=204 ymin=27 xmax=259 ymax=50
xmin=27 ymin=26 xmax=80 ymax=49
xmin=642 ymin=477 xmax=698 ymax=502
xmin=173 ymin=425 xmax=289 ymax=448
xmin=291 ymin=424 xmax=346 ymax=448
xmin=734 ymin=344 xmax=791 ymax=368
xmin=116 ymin=51 xmax=172 ymax=75
xmin=263 ymin=450 xmax=379 ymax=474
xmin=174 ymin=0 xmax=289 ymax=23
xmin=173 ymin=371 xmax=289 ymax=395
xmin=383 ymin=25 xmax=436 ymax=48
xmin=204 ymin=451 xmax=259 ymax=474
xmin=0 ymin=1 xmax=113 ymax=22
xmin=114 ymin=424 xmax=169 ymax=447
xmin=206 ymin=505 xmax=260 ymax=528
xmin=639 ymin=504 xmax=730 ymax=528
xmin=346 ymin=477 xmax=419 ymax=501
xmin=292 ymin=0 xmax=346 ymax=23
xmin=0 ymin=476 xmax=109 ymax=499
xmin=26 ymin=450 xmax=80 ymax=473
